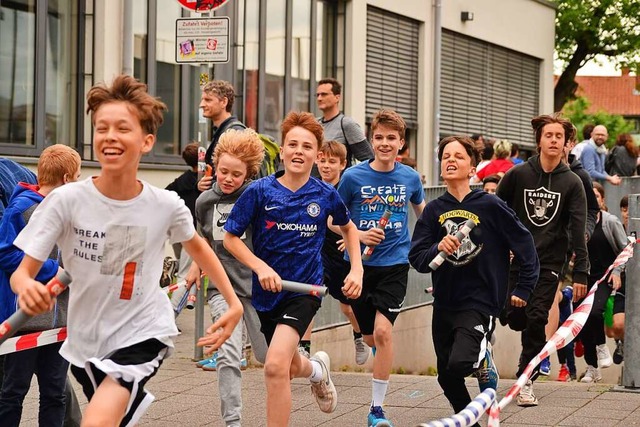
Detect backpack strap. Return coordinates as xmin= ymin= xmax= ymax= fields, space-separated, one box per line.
xmin=339 ymin=114 xmax=353 ymax=165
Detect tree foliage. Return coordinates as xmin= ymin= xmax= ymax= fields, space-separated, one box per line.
xmin=554 ymin=0 xmax=640 ymax=111
xmin=563 ymin=97 xmax=634 ymax=148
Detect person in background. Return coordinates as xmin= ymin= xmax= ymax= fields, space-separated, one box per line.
xmin=165 ymin=142 xmax=201 ymax=311
xmin=607 ymin=133 xmax=638 ymax=177
xmin=511 ymin=142 xmax=524 ymax=165
xmin=581 ymin=125 xmax=621 ymax=185
xmin=571 ymin=123 xmax=595 ymax=160
xmin=482 ymin=174 xmax=501 ymax=194
xmin=476 ymin=139 xmax=514 ymax=181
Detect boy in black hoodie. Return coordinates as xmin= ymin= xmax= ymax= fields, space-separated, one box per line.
xmin=497 ymin=113 xmax=588 ymax=407
xmin=409 ymin=136 xmax=538 ymax=421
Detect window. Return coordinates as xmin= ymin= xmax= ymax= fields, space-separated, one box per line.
xmin=0 ymin=1 xmax=80 ymax=152
xmin=440 ymin=30 xmax=541 ymax=149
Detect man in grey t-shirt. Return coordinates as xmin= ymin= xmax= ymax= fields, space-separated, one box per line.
xmin=316 ymin=78 xmax=373 ymax=168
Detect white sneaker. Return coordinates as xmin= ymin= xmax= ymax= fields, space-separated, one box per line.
xmin=516 ymin=380 xmax=538 ymax=407
xmin=298 ymin=346 xmax=310 ymax=359
xmin=596 ymin=344 xmax=613 ymax=368
xmin=580 ymin=365 xmax=602 ymax=383
xmin=354 ymin=337 xmax=369 ymax=365
xmin=309 ymin=351 xmax=338 ymax=413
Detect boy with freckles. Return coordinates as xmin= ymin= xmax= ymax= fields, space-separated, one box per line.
xmin=223 ymin=111 xmax=363 ymax=426
xmin=409 ymin=136 xmax=538 ymax=424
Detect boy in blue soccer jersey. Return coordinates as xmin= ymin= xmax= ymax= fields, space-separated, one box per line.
xmin=337 ymin=109 xmax=425 ymax=427
xmin=223 ymin=111 xmax=363 ymax=426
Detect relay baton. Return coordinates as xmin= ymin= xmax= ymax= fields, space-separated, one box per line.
xmin=428 ymin=219 xmax=476 ymax=270
xmin=197 ymin=146 xmax=207 ymax=180
xmin=281 ymin=280 xmax=328 ymax=297
xmin=362 ymin=209 xmax=393 ymax=261
xmin=0 ymin=270 xmax=72 ymax=345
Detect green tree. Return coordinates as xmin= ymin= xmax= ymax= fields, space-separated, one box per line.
xmin=554 ymin=0 xmax=640 ymax=112
xmin=563 ymin=97 xmax=634 ymax=148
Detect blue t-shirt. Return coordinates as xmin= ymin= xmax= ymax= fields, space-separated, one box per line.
xmin=225 ymin=172 xmax=351 ymax=311
xmin=338 ymin=161 xmax=424 ymax=266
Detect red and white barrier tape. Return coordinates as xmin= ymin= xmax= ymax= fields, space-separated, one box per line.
xmin=162 ymin=280 xmax=187 ymax=294
xmin=486 ymin=239 xmax=637 ymax=427
xmin=0 ymin=327 xmax=67 ymax=355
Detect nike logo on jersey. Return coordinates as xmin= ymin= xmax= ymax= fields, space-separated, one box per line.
xmin=474 ymin=325 xmax=485 ymax=334
xmin=265 ymin=205 xmax=279 ymax=211
xmin=282 ymin=314 xmax=299 ymax=321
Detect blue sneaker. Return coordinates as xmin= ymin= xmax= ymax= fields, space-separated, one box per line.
xmin=196 ymin=353 xmax=217 ymax=368
xmin=368 ymin=406 xmax=392 ymax=427
xmin=202 ymin=357 xmax=247 ymax=372
xmin=473 ymin=343 xmax=499 ymax=392
xmin=539 ymin=356 xmax=551 ymax=376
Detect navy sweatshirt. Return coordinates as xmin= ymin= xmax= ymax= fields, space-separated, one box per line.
xmin=409 ymin=189 xmax=539 ymax=316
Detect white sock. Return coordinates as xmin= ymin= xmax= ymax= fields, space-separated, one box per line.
xmin=308 ymin=359 xmax=324 ymax=383
xmin=372 ymin=378 xmax=389 ymax=407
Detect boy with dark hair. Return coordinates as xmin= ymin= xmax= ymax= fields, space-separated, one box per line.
xmin=0 ymin=144 xmax=81 ymax=427
xmin=409 ymin=136 xmax=538 ymax=424
xmin=223 ymin=111 xmax=363 ymax=426
xmin=338 ymin=109 xmax=425 ymax=426
xmin=497 ymin=113 xmax=588 ymax=407
xmin=9 ymin=75 xmax=243 ymax=427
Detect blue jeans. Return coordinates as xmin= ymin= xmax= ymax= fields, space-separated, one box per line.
xmin=0 ymin=342 xmax=69 ymax=427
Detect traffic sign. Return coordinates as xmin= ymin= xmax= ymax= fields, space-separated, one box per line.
xmin=176 ymin=17 xmax=230 ymax=63
xmin=175 ymin=0 xmax=231 ymax=12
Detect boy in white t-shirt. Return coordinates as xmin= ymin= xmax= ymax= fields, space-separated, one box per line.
xmin=10 ymin=75 xmax=243 ymax=427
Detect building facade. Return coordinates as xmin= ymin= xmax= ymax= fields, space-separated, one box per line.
xmin=0 ymin=0 xmax=555 ymax=186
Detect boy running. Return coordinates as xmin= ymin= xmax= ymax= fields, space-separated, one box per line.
xmin=337 ymin=109 xmax=425 ymax=426
xmin=409 ymin=136 xmax=538 ymax=424
xmin=9 ymin=75 xmax=243 ymax=427
xmin=193 ymin=129 xmax=269 ymax=426
xmin=223 ymin=111 xmax=363 ymax=426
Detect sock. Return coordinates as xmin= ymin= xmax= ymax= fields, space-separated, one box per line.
xmin=308 ymin=359 xmax=324 ymax=383
xmin=353 ymin=330 xmax=362 ymax=340
xmin=371 ymin=378 xmax=389 ymax=408
xmin=300 ymin=340 xmax=311 ymax=353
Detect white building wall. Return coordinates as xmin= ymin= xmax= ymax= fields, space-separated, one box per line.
xmin=93 ymin=0 xmax=124 ymax=84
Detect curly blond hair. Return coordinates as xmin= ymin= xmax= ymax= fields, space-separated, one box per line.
xmin=213 ymin=129 xmax=265 ymax=179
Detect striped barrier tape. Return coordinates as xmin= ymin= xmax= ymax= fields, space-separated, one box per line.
xmin=486 ymin=238 xmax=636 ymax=427
xmin=0 ymin=327 xmax=67 ymax=355
xmin=418 ymin=388 xmax=496 ymax=427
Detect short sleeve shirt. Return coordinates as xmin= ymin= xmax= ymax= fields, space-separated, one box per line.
xmin=224 ymin=172 xmax=350 ymax=311
xmin=338 ymin=161 xmax=424 ymax=266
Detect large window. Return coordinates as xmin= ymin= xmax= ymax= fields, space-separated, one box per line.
xmin=0 ymin=1 xmax=80 ymax=152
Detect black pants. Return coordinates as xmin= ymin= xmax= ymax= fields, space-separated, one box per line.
xmin=432 ymin=306 xmax=494 ymax=425
xmin=577 ymin=281 xmax=611 ymax=367
xmin=505 ymin=268 xmax=558 ymax=380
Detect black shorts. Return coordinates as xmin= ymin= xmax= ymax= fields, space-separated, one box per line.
xmin=70 ymin=338 xmax=168 ymax=427
xmin=350 ymin=263 xmax=409 ymax=335
xmin=324 ymin=258 xmax=351 ymax=305
xmin=257 ymin=295 xmax=321 ymax=345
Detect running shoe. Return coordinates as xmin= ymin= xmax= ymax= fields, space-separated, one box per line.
xmin=613 ymin=340 xmax=624 ymax=365
xmin=355 ymin=336 xmax=370 ymax=365
xmin=580 ymin=365 xmax=602 ymax=383
xmin=368 ymin=405 xmax=393 ymax=427
xmin=596 ymin=343 xmax=613 ymax=368
xmin=473 ymin=343 xmax=499 ymax=392
xmin=309 ymin=351 xmax=338 ymax=413
xmin=557 ymin=364 xmax=570 ymax=382
xmin=539 ymin=357 xmax=551 ymax=376
xmin=516 ymin=380 xmax=538 ymax=407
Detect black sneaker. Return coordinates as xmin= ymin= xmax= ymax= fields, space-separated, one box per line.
xmin=613 ymin=340 xmax=624 ymax=365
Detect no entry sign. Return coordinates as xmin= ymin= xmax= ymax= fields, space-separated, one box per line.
xmin=175 ymin=0 xmax=231 ymax=12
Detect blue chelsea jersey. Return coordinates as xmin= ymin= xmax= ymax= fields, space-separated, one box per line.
xmin=225 ymin=172 xmax=350 ymax=311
